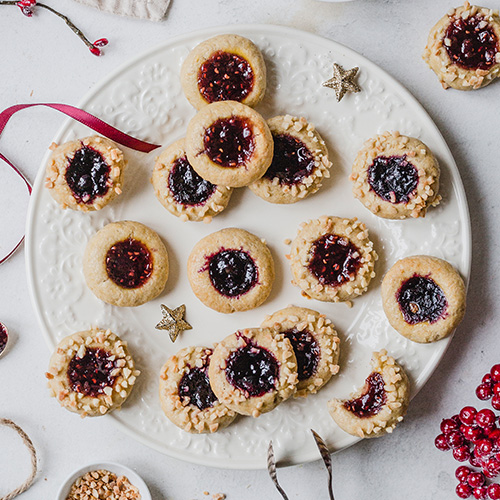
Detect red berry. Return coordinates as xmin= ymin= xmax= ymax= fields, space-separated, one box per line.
xmin=468 ymin=472 xmax=485 ymax=488
xmin=93 ymin=38 xmax=109 ymax=47
xmin=478 ymin=384 xmax=494 ymax=401
xmin=457 ymin=466 xmax=472 ymax=482
xmin=484 ymin=374 xmax=494 ymax=385
xmin=491 ymin=365 xmax=500 ymax=382
xmin=477 ymin=410 xmax=497 ymax=429
xmin=465 ymin=426 xmax=485 ymax=443
xmin=457 ymin=483 xmax=473 ymax=499
xmin=474 ymin=486 xmax=488 ymax=499
xmin=493 ymin=383 xmax=500 ymax=396
xmin=471 ymin=454 xmax=482 ymax=467
xmin=435 ymin=434 xmax=451 ymax=451
xmin=485 ymin=458 xmax=500 ymax=476
xmin=454 ymin=446 xmax=472 ymax=462
xmin=449 ymin=431 xmax=466 ymax=448
xmin=89 ymin=46 xmax=101 ymax=56
xmin=487 ymin=484 xmax=500 ymax=499
xmin=476 ymin=439 xmax=494 ymax=456
xmin=461 ymin=407 xmax=478 ymax=426
xmin=443 ymin=418 xmax=461 ymax=434
xmin=492 ymin=395 xmax=500 ymax=411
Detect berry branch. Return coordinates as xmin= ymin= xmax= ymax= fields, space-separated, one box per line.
xmin=0 ymin=0 xmax=108 ymax=56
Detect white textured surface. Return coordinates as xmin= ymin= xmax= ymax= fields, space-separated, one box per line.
xmin=0 ymin=0 xmax=498 ymax=498
xmin=25 ymin=25 xmax=470 ymax=469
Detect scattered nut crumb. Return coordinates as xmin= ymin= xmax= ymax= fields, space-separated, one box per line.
xmin=66 ymin=469 xmax=141 ymax=499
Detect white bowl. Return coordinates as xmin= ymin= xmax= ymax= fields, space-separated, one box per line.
xmin=57 ymin=462 xmax=152 ymax=500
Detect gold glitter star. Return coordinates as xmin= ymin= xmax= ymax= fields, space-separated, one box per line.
xmin=155 ymin=304 xmax=192 ymax=343
xmin=323 ymin=63 xmax=361 ymax=102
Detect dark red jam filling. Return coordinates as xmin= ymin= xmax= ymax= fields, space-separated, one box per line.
xmin=208 ymin=249 xmax=258 ymax=297
xmin=368 ymin=155 xmax=419 ymax=204
xmin=106 ymin=238 xmax=153 ymax=289
xmin=344 ymin=372 xmax=387 ymax=418
xmin=225 ymin=340 xmax=279 ymax=397
xmin=67 ymin=347 xmax=116 ymax=397
xmin=65 ymin=146 xmax=111 ymax=204
xmin=308 ymin=234 xmax=361 ymax=287
xmin=203 ymin=117 xmax=255 ymax=168
xmin=0 ymin=323 xmax=8 ymax=356
xmin=283 ymin=328 xmax=319 ymax=381
xmin=445 ymin=14 xmax=498 ymax=70
xmin=178 ymin=366 xmax=218 ymax=411
xmin=168 ymin=155 xmax=216 ymax=206
xmin=264 ymin=134 xmax=315 ymax=185
xmin=198 ymin=50 xmax=254 ymax=104
xmin=397 ymin=275 xmax=448 ymax=325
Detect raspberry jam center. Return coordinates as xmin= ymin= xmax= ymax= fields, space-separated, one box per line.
xmin=344 ymin=372 xmax=387 ymax=418
xmin=0 ymin=323 xmax=8 ymax=356
xmin=168 ymin=156 xmax=216 ymax=206
xmin=445 ymin=14 xmax=499 ymax=70
xmin=225 ymin=341 xmax=279 ymax=397
xmin=308 ymin=234 xmax=361 ymax=287
xmin=208 ymin=249 xmax=258 ymax=297
xmin=178 ymin=366 xmax=218 ymax=411
xmin=65 ymin=146 xmax=111 ymax=204
xmin=397 ymin=275 xmax=448 ymax=324
xmin=106 ymin=238 xmax=153 ymax=289
xmin=198 ymin=51 xmax=255 ymax=104
xmin=203 ymin=117 xmax=255 ymax=168
xmin=67 ymin=347 xmax=116 ymax=397
xmin=264 ymin=134 xmax=315 ymax=185
xmin=283 ymin=328 xmax=319 ymax=381
xmin=368 ymin=155 xmax=419 ymax=203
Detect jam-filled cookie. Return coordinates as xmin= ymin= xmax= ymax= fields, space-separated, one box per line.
xmin=208 ymin=328 xmax=298 ymax=417
xmin=261 ymin=306 xmax=340 ymax=397
xmin=44 ymin=136 xmax=126 ymax=211
xmin=187 ymin=228 xmax=275 ymax=313
xmin=381 ymin=255 xmax=466 ymax=343
xmin=151 ymin=139 xmax=232 ymax=222
xmin=45 ymin=328 xmax=140 ymax=417
xmin=350 ymin=132 xmax=441 ymax=219
xmin=289 ymin=216 xmax=377 ymax=303
xmin=249 ymin=115 xmax=332 ymax=204
xmin=328 ymin=350 xmax=410 ymax=438
xmin=181 ymin=34 xmax=266 ymax=110
xmin=185 ymin=101 xmax=273 ymax=188
xmin=83 ymin=221 xmax=169 ymax=307
xmin=159 ymin=346 xmax=237 ymax=433
xmin=423 ymin=2 xmax=500 ymax=90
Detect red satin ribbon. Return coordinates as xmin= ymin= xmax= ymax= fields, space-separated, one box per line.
xmin=0 ymin=102 xmax=161 ymax=264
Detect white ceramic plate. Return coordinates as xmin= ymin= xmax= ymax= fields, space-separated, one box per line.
xmin=56 ymin=462 xmax=151 ymax=500
xmin=26 ymin=24 xmax=471 ymax=469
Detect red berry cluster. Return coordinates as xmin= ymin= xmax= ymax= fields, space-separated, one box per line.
xmin=435 ymin=364 xmax=500 ymax=499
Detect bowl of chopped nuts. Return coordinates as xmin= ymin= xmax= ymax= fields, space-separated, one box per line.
xmin=57 ymin=462 xmax=151 ymax=500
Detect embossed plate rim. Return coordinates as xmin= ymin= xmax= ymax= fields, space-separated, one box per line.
xmin=26 ymin=24 xmax=471 ymax=469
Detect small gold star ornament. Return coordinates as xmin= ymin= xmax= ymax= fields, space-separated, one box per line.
xmin=155 ymin=304 xmax=192 ymax=343
xmin=323 ymin=63 xmax=361 ymax=102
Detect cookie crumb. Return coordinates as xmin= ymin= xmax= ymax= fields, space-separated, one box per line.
xmin=212 ymin=494 xmax=226 ymax=500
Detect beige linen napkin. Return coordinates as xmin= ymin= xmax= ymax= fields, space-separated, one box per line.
xmin=74 ymin=0 xmax=170 ymax=21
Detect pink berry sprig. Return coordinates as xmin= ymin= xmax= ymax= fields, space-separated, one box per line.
xmin=435 ymin=364 xmax=500 ymax=499
xmin=0 ymin=0 xmax=108 ymax=56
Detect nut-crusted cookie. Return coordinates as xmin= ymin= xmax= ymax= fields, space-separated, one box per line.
xmin=181 ymin=34 xmax=266 ymax=110
xmin=185 ymin=101 xmax=273 ymax=188
xmin=45 ymin=327 xmax=140 ymax=417
xmin=208 ymin=328 xmax=298 ymax=417
xmin=328 ymin=350 xmax=410 ymax=438
xmin=261 ymin=306 xmax=340 ymax=397
xmin=350 ymin=132 xmax=441 ymax=219
xmin=381 ymin=255 xmax=466 ymax=343
xmin=249 ymin=115 xmax=332 ymax=204
xmin=289 ymin=216 xmax=377 ymax=303
xmin=151 ymin=138 xmax=232 ymax=222
xmin=159 ymin=346 xmax=237 ymax=433
xmin=44 ymin=136 xmax=126 ymax=211
xmin=423 ymin=2 xmax=500 ymax=90
xmin=83 ymin=221 xmax=169 ymax=307
xmin=187 ymin=228 xmax=275 ymax=314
